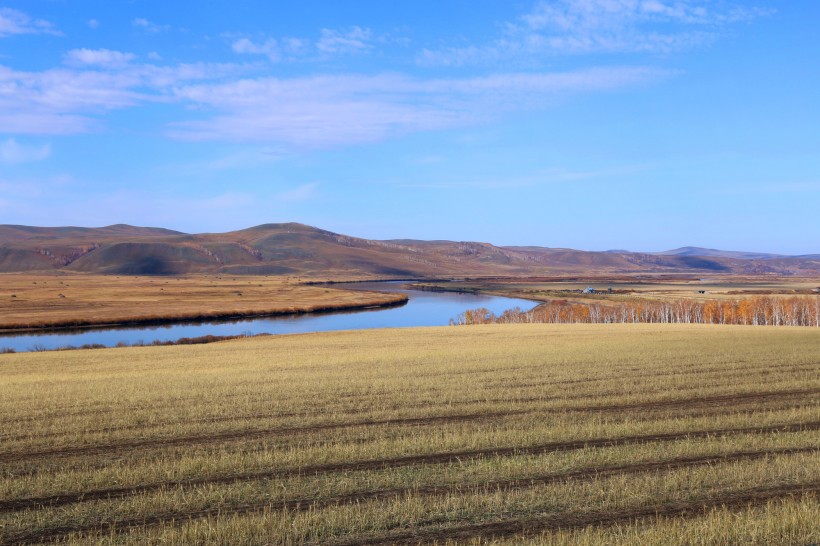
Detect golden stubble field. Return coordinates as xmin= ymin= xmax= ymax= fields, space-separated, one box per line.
xmin=0 ymin=274 xmax=406 ymax=331
xmin=0 ymin=324 xmax=818 ymax=544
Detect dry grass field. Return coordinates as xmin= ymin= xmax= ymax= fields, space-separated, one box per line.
xmin=0 ymin=324 xmax=818 ymax=544
xmin=0 ymin=274 xmax=406 ymax=331
xmin=417 ymin=277 xmax=820 ymax=304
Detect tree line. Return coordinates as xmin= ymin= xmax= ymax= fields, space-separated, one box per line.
xmin=452 ymin=296 xmax=820 ymax=327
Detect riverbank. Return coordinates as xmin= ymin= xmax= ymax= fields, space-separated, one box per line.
xmin=0 ymin=274 xmax=407 ymax=333
xmin=0 ymin=279 xmax=534 ymax=353
xmin=409 ymin=276 xmax=820 ymax=306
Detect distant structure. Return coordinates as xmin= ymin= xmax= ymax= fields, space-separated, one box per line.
xmin=697 ymin=290 xmax=706 ymax=294
xmin=582 ymin=287 xmax=596 ymax=294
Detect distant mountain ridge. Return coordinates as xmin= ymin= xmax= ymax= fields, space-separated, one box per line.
xmin=0 ymin=224 xmax=183 ymax=240
xmin=1 ymin=222 xmax=818 ymax=277
xmin=652 ymin=246 xmax=788 ymax=260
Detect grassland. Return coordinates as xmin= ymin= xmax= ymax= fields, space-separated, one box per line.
xmin=1 ymin=324 xmax=818 ymax=544
xmin=0 ymin=274 xmax=406 ymax=331
xmin=416 ymin=276 xmax=820 ymax=304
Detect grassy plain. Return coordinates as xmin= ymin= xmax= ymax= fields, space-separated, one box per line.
xmin=0 ymin=324 xmax=818 ymax=544
xmin=0 ymin=274 xmax=406 ymax=331
xmin=417 ymin=276 xmax=820 ymax=305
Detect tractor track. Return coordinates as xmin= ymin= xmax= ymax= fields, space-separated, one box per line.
xmin=3 ymin=447 xmax=817 ymax=544
xmin=2 ymin=388 xmax=818 ymax=464
xmin=3 ymin=361 xmax=812 ymax=430
xmin=2 ymin=422 xmax=817 ymax=515
xmin=6 ymin=379 xmax=816 ymax=445
xmin=337 ymin=482 xmax=820 ymax=545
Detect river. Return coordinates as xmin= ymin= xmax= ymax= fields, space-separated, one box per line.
xmin=0 ymin=282 xmax=535 ymax=353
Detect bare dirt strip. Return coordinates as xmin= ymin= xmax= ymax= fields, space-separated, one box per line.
xmin=3 ymin=388 xmax=818 ymax=465
xmin=4 ymin=447 xmax=817 ymax=544
xmin=3 ymin=421 xmax=818 ymax=516
xmin=337 ymin=482 xmax=820 ymax=546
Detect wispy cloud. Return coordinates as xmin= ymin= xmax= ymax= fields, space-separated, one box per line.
xmin=0 ymin=61 xmax=246 ymax=135
xmin=316 ymin=26 xmax=372 ymax=54
xmin=0 ymin=7 xmax=60 ymax=38
xmin=64 ymin=49 xmax=137 ymax=68
xmin=228 ymin=26 xmax=378 ymax=63
xmin=132 ymin=17 xmax=170 ymax=33
xmin=420 ymin=0 xmax=773 ymax=65
xmin=0 ymin=138 xmax=51 ymax=163
xmin=231 ymin=38 xmax=282 ymax=62
xmin=168 ymin=66 xmax=665 ymax=147
xmin=0 ymin=5 xmax=674 ymax=149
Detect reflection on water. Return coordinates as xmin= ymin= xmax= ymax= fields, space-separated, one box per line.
xmin=0 ymin=282 xmax=535 ymax=353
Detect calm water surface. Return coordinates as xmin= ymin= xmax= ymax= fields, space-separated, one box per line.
xmin=0 ymin=282 xmax=535 ymax=352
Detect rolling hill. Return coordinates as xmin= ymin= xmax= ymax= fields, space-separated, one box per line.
xmin=0 ymin=222 xmax=818 ymax=277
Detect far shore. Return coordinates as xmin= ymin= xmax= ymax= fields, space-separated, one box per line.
xmin=0 ymin=274 xmax=407 ymax=333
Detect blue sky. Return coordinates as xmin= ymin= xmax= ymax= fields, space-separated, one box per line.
xmin=0 ymin=1 xmax=818 ymax=253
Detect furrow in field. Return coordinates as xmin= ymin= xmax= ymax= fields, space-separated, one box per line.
xmin=4 ymin=447 xmax=817 ymax=544
xmin=410 ymin=386 xmax=820 ymax=415
xmin=2 ymin=423 xmax=817 ymax=516
xmin=338 ymin=482 xmax=820 ymax=546
xmin=495 ymin=361 xmax=819 ymax=392
xmin=2 ymin=388 xmax=817 ymax=463
xmin=2 ymin=360 xmax=811 ymax=430
xmin=0 ymin=411 xmax=508 ymax=463
xmin=568 ymin=387 xmax=820 ymax=413
xmin=7 ymin=377 xmax=815 ymax=445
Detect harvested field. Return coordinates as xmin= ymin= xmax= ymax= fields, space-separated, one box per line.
xmin=0 ymin=274 xmax=406 ymax=331
xmin=0 ymin=324 xmax=818 ymax=544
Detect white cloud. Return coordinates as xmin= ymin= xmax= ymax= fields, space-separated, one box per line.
xmin=228 ymin=27 xmax=376 ymax=62
xmin=316 ymin=26 xmax=373 ymax=54
xmin=132 ymin=18 xmax=170 ymax=33
xmin=64 ymin=48 xmax=137 ymax=68
xmin=420 ymin=0 xmax=773 ymax=65
xmin=0 ymin=138 xmax=51 ymax=163
xmin=231 ymin=38 xmax=281 ymax=62
xmin=88 ymin=19 xmax=99 ymax=29
xmin=0 ymin=7 xmax=60 ymax=38
xmin=0 ymin=61 xmax=246 ymax=135
xmin=168 ymin=66 xmax=664 ymax=147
